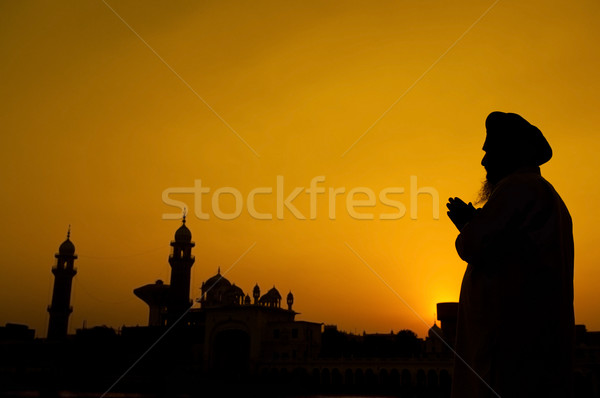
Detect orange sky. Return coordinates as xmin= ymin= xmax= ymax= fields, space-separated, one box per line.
xmin=1 ymin=0 xmax=599 ymax=338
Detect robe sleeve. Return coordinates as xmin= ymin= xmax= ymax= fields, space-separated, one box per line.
xmin=456 ymin=175 xmax=536 ymax=265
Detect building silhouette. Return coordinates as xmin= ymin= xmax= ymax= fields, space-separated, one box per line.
xmin=0 ymin=220 xmax=597 ymax=396
xmin=167 ymin=214 xmax=195 ymax=324
xmin=133 ymin=218 xmax=322 ymax=375
xmin=47 ymin=228 xmax=77 ymax=340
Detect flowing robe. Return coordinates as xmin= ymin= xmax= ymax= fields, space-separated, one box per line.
xmin=451 ymin=167 xmax=574 ymax=398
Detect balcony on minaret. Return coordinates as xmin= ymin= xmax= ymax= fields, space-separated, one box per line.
xmin=169 ymin=248 xmax=195 ymax=261
xmin=52 ymin=262 xmax=77 ymax=274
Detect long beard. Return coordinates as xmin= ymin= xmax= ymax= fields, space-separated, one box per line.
xmin=476 ymin=179 xmax=495 ymax=205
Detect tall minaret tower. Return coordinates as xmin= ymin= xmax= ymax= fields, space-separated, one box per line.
xmin=167 ymin=214 xmax=195 ymax=324
xmin=47 ymin=227 xmax=77 ymax=339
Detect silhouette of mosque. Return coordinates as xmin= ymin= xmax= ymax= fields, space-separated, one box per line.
xmin=0 ymin=220 xmax=598 ymax=396
xmin=131 ymin=216 xmax=322 ymax=372
xmin=33 ymin=218 xmax=461 ymax=394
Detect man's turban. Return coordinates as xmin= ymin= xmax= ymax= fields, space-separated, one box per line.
xmin=484 ymin=112 xmax=552 ymax=166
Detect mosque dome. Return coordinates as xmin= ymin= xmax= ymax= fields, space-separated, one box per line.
xmin=59 ymin=238 xmax=75 ymax=256
xmin=58 ymin=227 xmax=75 ymax=255
xmin=223 ymin=283 xmax=245 ymax=305
xmin=200 ymin=268 xmax=235 ymax=307
xmin=174 ymin=220 xmax=192 ymax=243
xmin=202 ymin=268 xmax=231 ymax=291
xmin=264 ymin=286 xmax=281 ymax=300
xmin=259 ymin=286 xmax=282 ymax=307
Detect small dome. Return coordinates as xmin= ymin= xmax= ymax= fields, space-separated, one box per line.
xmin=59 ymin=238 xmax=75 ymax=255
xmin=259 ymin=286 xmax=282 ymax=307
xmin=263 ymin=286 xmax=281 ymax=300
xmin=203 ymin=268 xmax=231 ymax=291
xmin=222 ymin=283 xmax=245 ymax=305
xmin=287 ymin=291 xmax=294 ymax=300
xmin=252 ymin=284 xmax=261 ymax=299
xmin=174 ymin=221 xmax=192 ymax=243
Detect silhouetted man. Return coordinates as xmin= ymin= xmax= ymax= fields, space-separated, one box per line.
xmin=447 ymin=112 xmax=574 ymax=398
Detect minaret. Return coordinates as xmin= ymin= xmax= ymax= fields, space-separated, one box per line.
xmin=167 ymin=214 xmax=195 ymax=324
xmin=287 ymin=291 xmax=294 ymax=311
xmin=253 ymin=284 xmax=260 ymax=305
xmin=47 ymin=227 xmax=77 ymax=339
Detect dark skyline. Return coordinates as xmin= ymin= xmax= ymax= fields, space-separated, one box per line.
xmin=1 ymin=218 xmax=598 ymax=397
